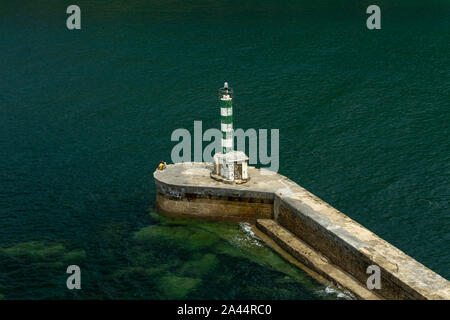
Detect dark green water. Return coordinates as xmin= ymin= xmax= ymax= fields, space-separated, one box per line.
xmin=0 ymin=0 xmax=449 ymax=299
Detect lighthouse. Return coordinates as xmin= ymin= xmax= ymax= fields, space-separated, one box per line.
xmin=212 ymin=83 xmax=249 ymax=183
xmin=220 ymin=82 xmax=233 ymax=154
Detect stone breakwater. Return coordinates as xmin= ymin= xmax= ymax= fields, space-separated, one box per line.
xmin=154 ymin=162 xmax=450 ymax=300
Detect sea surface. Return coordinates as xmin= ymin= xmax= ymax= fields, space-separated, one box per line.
xmin=0 ymin=0 xmax=449 ymax=299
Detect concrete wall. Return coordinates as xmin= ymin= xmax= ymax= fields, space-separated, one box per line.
xmin=156 ymin=191 xmax=273 ymax=222
xmin=276 ymin=196 xmax=416 ymax=299
xmin=154 ymin=164 xmax=450 ymax=300
xmin=273 ymin=191 xmax=450 ymax=300
xmin=154 ymin=179 xmax=273 ymax=222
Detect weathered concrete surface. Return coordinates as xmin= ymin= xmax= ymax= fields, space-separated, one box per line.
xmin=256 ymin=219 xmax=380 ymax=300
xmin=154 ymin=162 xmax=450 ymax=300
xmin=156 ymin=192 xmax=272 ymax=222
xmin=154 ymin=163 xmax=275 ymax=222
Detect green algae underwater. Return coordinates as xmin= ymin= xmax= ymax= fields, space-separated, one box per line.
xmin=0 ymin=210 xmax=347 ymax=299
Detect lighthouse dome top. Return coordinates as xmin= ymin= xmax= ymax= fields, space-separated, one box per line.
xmin=219 ymin=83 xmax=233 ymax=99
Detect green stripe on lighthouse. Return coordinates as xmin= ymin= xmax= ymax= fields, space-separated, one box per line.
xmin=221 ymin=115 xmax=233 ymax=124
xmin=219 ymin=82 xmax=233 ymax=154
xmin=220 ymin=100 xmax=233 ymax=108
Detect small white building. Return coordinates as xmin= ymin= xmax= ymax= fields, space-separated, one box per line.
xmin=213 ymin=151 xmax=249 ymax=182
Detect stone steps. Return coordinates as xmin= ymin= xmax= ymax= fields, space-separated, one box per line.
xmin=256 ymin=219 xmax=381 ymax=300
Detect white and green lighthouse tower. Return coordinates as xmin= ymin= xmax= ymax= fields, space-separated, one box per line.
xmin=220 ymin=82 xmax=233 ymax=154
xmin=212 ymin=83 xmax=249 ymax=183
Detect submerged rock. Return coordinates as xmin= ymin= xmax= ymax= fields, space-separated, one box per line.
xmin=179 ymin=253 xmax=219 ymax=277
xmin=158 ymin=275 xmax=201 ymax=299
xmin=133 ymin=225 xmax=219 ymax=251
xmin=0 ymin=241 xmax=85 ymax=265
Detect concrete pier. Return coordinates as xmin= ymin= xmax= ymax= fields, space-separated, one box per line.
xmin=154 ymin=162 xmax=450 ymax=300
